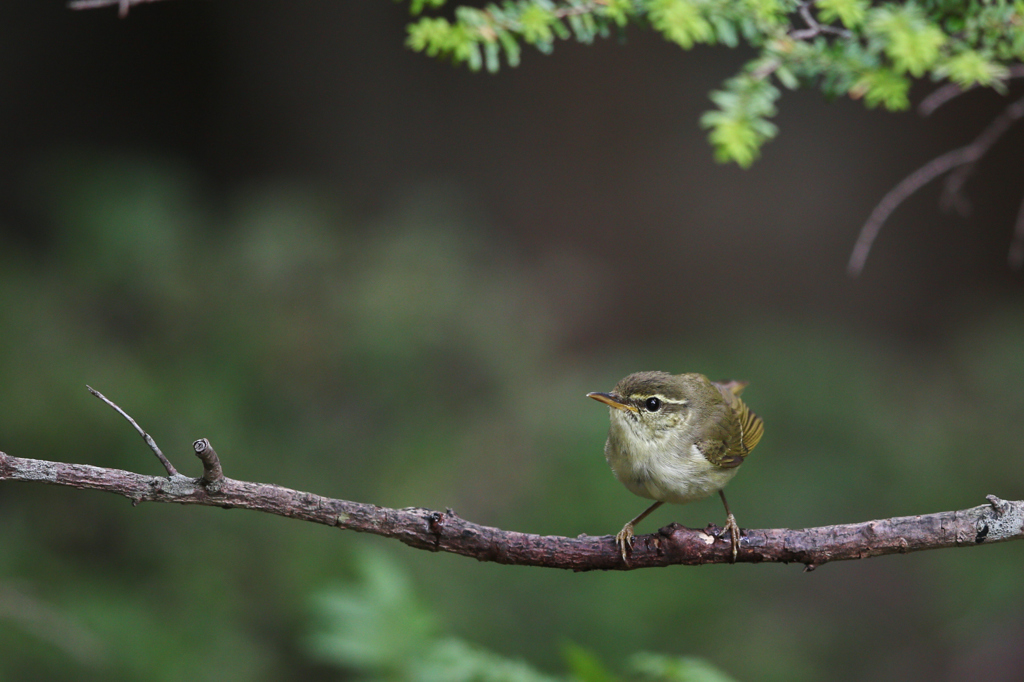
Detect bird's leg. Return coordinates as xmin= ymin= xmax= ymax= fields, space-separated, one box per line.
xmin=718 ymin=490 xmax=741 ymax=562
xmin=615 ymin=501 xmax=663 ymax=562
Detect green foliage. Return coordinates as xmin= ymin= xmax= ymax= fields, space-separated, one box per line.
xmin=308 ymin=552 xmax=564 ymax=681
xmin=307 ymin=551 xmax=734 ymax=682
xmin=866 ymin=4 xmax=946 ymax=77
xmin=562 ymin=642 xmax=617 ymax=682
xmin=936 ymin=48 xmax=1010 ymax=89
xmin=410 ymin=0 xmax=448 ymax=14
xmin=701 ymin=75 xmax=780 ymax=167
xmin=306 ymin=551 xmax=439 ymax=674
xmin=648 ymin=0 xmax=714 ymax=49
xmin=852 ymin=67 xmax=911 ymax=109
xmin=816 ymin=0 xmax=868 ymax=29
xmin=628 ymin=653 xmax=738 ymax=682
xmin=403 ymin=0 xmax=1024 ymax=164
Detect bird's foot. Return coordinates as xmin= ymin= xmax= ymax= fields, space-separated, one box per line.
xmin=721 ymin=513 xmax=741 ymax=562
xmin=615 ymin=523 xmax=634 ymax=563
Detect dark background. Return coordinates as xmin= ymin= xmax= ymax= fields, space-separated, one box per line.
xmin=1 ymin=1 xmax=1023 ymax=680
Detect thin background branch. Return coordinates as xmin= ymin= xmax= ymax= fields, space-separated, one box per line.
xmin=847 ymin=146 xmax=979 ymax=277
xmin=0 ymin=582 xmax=108 ymax=666
xmin=87 ymin=385 xmax=177 ymax=476
xmin=790 ymin=1 xmax=852 ymax=40
xmin=67 ymin=0 xmax=170 ymax=18
xmin=850 ymin=68 xmax=1024 ymax=276
xmin=1010 ymin=196 xmax=1024 ymax=268
xmin=917 ymin=65 xmax=1024 ymax=117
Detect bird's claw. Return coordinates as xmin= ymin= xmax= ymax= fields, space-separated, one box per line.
xmin=722 ymin=513 xmax=741 ymax=562
xmin=615 ymin=524 xmax=634 ymax=562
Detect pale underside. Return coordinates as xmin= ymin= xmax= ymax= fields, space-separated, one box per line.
xmin=604 ymin=407 xmax=740 ymax=505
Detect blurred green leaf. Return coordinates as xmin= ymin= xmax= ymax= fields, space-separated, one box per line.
xmin=306 ymin=550 xmax=438 ymax=673
xmin=628 ymin=653 xmax=737 ymax=682
xmin=417 ymin=638 xmax=565 ymax=682
xmin=562 ymin=642 xmax=618 ymax=682
xmin=307 ymin=551 xmax=564 ymax=682
xmin=816 ymin=0 xmax=868 ymax=28
xmin=649 ymin=0 xmax=714 ymax=49
xmin=866 ymin=4 xmax=946 ymax=77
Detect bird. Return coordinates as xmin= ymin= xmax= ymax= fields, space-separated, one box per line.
xmin=588 ymin=370 xmax=764 ymax=562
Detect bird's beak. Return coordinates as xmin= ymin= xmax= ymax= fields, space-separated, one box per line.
xmin=586 ymin=392 xmax=638 ymax=413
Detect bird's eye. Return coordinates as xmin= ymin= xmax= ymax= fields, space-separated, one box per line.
xmin=645 ymin=397 xmax=661 ymax=412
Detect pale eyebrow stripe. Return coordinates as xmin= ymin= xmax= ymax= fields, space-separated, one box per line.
xmin=629 ymin=393 xmax=689 ymax=405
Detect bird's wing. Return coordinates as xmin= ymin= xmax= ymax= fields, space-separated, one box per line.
xmin=695 ymin=389 xmax=764 ymax=469
xmin=715 ymin=380 xmax=749 ymax=397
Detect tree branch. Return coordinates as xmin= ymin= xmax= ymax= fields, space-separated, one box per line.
xmin=87 ymin=385 xmax=177 ymax=476
xmin=789 ymin=1 xmax=852 ymax=41
xmin=67 ymin=0 xmax=170 ymax=18
xmin=4 ymin=388 xmax=1021 ymax=571
xmin=847 ymin=146 xmax=979 ymax=277
xmin=2 ymin=449 xmax=1020 ymax=570
xmin=917 ymin=64 xmax=1024 ymax=117
xmin=847 ymin=93 xmax=1024 ymax=276
xmin=1009 ymin=194 xmax=1024 ymax=269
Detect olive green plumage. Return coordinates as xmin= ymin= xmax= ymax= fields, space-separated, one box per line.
xmin=588 ymin=370 xmax=764 ymax=562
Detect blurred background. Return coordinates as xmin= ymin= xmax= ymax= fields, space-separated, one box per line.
xmin=2 ymin=1 xmax=1024 ymax=680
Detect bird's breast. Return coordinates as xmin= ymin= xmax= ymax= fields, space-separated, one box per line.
xmin=604 ymin=424 xmax=739 ymax=505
